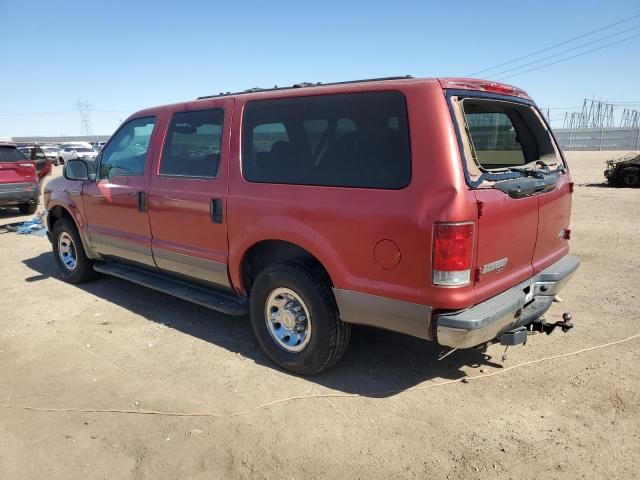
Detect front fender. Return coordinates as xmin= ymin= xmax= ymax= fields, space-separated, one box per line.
xmin=45 ymin=177 xmax=99 ymax=258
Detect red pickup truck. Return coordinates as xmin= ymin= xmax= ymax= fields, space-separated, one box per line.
xmin=44 ymin=76 xmax=579 ymax=374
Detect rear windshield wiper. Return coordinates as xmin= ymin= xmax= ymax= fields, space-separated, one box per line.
xmin=508 ymin=160 xmax=564 ymax=178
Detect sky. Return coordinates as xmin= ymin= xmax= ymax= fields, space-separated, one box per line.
xmin=1 ymin=0 xmax=639 ymax=136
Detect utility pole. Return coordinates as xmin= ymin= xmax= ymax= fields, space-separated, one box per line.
xmin=76 ymin=100 xmax=93 ymax=138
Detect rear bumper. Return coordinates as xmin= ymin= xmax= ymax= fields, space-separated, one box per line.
xmin=0 ymin=182 xmax=39 ymax=206
xmin=435 ymin=255 xmax=580 ymax=349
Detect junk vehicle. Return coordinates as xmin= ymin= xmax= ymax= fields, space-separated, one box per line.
xmin=605 ymin=153 xmax=640 ymax=187
xmin=43 ymin=76 xmax=579 ymax=374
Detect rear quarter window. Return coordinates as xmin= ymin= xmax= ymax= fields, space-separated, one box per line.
xmin=241 ymin=91 xmax=411 ymax=189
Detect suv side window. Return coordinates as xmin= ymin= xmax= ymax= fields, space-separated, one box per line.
xmin=160 ymin=109 xmax=224 ymax=178
xmin=99 ymin=116 xmax=156 ymax=179
xmin=242 ymin=91 xmax=411 ymax=189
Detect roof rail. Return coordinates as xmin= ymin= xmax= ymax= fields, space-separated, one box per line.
xmin=196 ymin=75 xmax=413 ymax=100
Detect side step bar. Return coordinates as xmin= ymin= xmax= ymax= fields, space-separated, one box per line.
xmin=93 ymin=262 xmax=248 ymax=316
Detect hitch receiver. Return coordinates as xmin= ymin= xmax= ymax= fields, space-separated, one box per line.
xmin=532 ymin=312 xmax=574 ymax=335
xmin=499 ymin=326 xmax=527 ymax=346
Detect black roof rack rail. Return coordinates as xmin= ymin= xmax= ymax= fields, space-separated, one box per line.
xmin=197 ymin=75 xmax=413 ymax=100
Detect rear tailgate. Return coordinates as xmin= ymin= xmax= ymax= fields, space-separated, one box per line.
xmin=448 ymin=91 xmax=572 ymax=303
xmin=533 ymin=176 xmax=572 ymax=272
xmin=0 ymin=146 xmax=37 ymax=184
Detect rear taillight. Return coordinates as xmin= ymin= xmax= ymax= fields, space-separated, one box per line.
xmin=432 ymin=222 xmax=474 ymax=286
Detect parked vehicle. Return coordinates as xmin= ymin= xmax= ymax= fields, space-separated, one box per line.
xmin=605 ymin=153 xmax=640 ymax=187
xmin=15 ymin=144 xmax=52 ymax=182
xmin=44 ymin=76 xmax=579 ymax=374
xmin=0 ymin=143 xmax=41 ymax=214
xmin=42 ymin=147 xmax=62 ymax=165
xmin=57 ymin=145 xmax=98 ymax=164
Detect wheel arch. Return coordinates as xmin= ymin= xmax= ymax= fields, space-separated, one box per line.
xmin=48 ymin=204 xmax=99 ymax=259
xmin=238 ymin=239 xmax=334 ymax=296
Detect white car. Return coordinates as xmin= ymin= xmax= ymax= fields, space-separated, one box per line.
xmin=57 ymin=146 xmax=98 ymax=164
xmin=41 ymin=147 xmax=61 ymax=165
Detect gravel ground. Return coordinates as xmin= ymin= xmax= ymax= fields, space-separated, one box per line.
xmin=1 ymin=151 xmax=639 ymax=479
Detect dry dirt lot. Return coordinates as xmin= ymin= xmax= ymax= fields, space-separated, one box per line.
xmin=1 ymin=152 xmax=639 ymax=479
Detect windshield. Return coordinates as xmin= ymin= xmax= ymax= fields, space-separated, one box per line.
xmin=0 ymin=147 xmax=28 ymax=162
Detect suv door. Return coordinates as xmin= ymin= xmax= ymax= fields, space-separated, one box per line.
xmin=146 ymin=101 xmax=232 ymax=289
xmin=82 ymin=116 xmax=158 ymax=267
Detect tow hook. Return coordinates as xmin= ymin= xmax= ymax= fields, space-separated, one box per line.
xmin=531 ymin=312 xmax=574 ymax=335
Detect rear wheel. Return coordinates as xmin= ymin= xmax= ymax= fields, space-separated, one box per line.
xmin=58 ymin=157 xmax=64 ymax=165
xmin=249 ymin=261 xmax=350 ymax=375
xmin=51 ymin=218 xmax=97 ymax=283
xmin=18 ymin=202 xmax=37 ymax=215
xmin=619 ymin=168 xmax=639 ymax=187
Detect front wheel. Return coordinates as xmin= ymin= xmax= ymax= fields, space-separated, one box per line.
xmin=249 ymin=261 xmax=350 ymax=375
xmin=51 ymin=218 xmax=97 ymax=283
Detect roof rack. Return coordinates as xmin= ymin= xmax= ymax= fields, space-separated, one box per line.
xmin=196 ymin=75 xmax=413 ymax=100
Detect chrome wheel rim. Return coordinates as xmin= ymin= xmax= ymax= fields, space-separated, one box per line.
xmin=265 ymin=288 xmax=312 ymax=353
xmin=57 ymin=232 xmax=77 ymax=271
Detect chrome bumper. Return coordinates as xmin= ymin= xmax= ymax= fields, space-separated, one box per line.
xmin=435 ymin=255 xmax=580 ymax=349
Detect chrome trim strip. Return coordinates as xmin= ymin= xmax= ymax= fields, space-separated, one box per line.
xmin=91 ymin=234 xmax=155 ymax=267
xmin=333 ymin=288 xmax=432 ymax=340
xmin=153 ymin=248 xmax=230 ymax=288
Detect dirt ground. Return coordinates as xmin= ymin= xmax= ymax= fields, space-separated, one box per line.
xmin=1 ymin=151 xmax=639 ymax=479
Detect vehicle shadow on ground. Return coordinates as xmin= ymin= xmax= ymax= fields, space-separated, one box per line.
xmin=578 ymin=182 xmax=612 ymax=188
xmin=23 ymin=252 xmax=504 ymax=397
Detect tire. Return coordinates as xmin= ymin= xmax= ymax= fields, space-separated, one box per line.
xmin=249 ymin=261 xmax=350 ymax=375
xmin=18 ymin=202 xmax=37 ymax=215
xmin=58 ymin=157 xmax=64 ymax=165
xmin=51 ymin=218 xmax=97 ymax=283
xmin=619 ymin=168 xmax=639 ymax=188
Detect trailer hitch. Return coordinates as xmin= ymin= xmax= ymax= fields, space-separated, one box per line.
xmin=531 ymin=312 xmax=574 ymax=335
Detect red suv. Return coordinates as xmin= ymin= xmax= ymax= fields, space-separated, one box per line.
xmin=44 ymin=76 xmax=579 ymax=374
xmin=0 ymin=143 xmax=50 ymax=215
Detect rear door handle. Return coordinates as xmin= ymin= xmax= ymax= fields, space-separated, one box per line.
xmin=210 ymin=198 xmax=223 ymax=224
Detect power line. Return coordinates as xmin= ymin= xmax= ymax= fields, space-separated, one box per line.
xmin=466 ymin=13 xmax=640 ymax=77
xmin=485 ymin=24 xmax=640 ymax=79
xmin=0 ymin=109 xmax=129 ymax=117
xmin=495 ymin=33 xmax=640 ymax=81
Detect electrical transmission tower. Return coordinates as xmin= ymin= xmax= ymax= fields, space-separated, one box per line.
xmin=76 ymin=100 xmax=93 ymax=137
xmin=620 ymin=108 xmax=640 ymax=128
xmin=562 ymin=98 xmax=615 ymax=129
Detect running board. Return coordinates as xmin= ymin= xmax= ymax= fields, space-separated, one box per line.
xmin=93 ymin=262 xmax=248 ymax=316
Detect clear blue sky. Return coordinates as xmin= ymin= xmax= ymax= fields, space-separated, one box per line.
xmin=1 ymin=0 xmax=639 ymax=136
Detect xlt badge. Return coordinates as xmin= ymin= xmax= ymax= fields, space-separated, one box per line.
xmin=481 ymin=257 xmax=509 ymax=274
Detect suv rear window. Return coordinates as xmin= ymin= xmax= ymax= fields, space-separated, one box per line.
xmin=458 ymin=98 xmax=559 ymax=174
xmin=0 ymin=146 xmax=27 ymax=163
xmin=242 ymin=91 xmax=411 ymax=189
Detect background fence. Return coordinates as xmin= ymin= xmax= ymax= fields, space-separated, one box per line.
xmin=554 ymin=127 xmax=640 ymax=151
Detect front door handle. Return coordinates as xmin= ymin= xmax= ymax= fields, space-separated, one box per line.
xmin=137 ymin=191 xmax=146 ymax=212
xmin=210 ymin=198 xmax=223 ymax=224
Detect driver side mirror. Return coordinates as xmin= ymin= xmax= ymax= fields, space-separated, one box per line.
xmin=64 ymin=159 xmax=90 ymax=181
